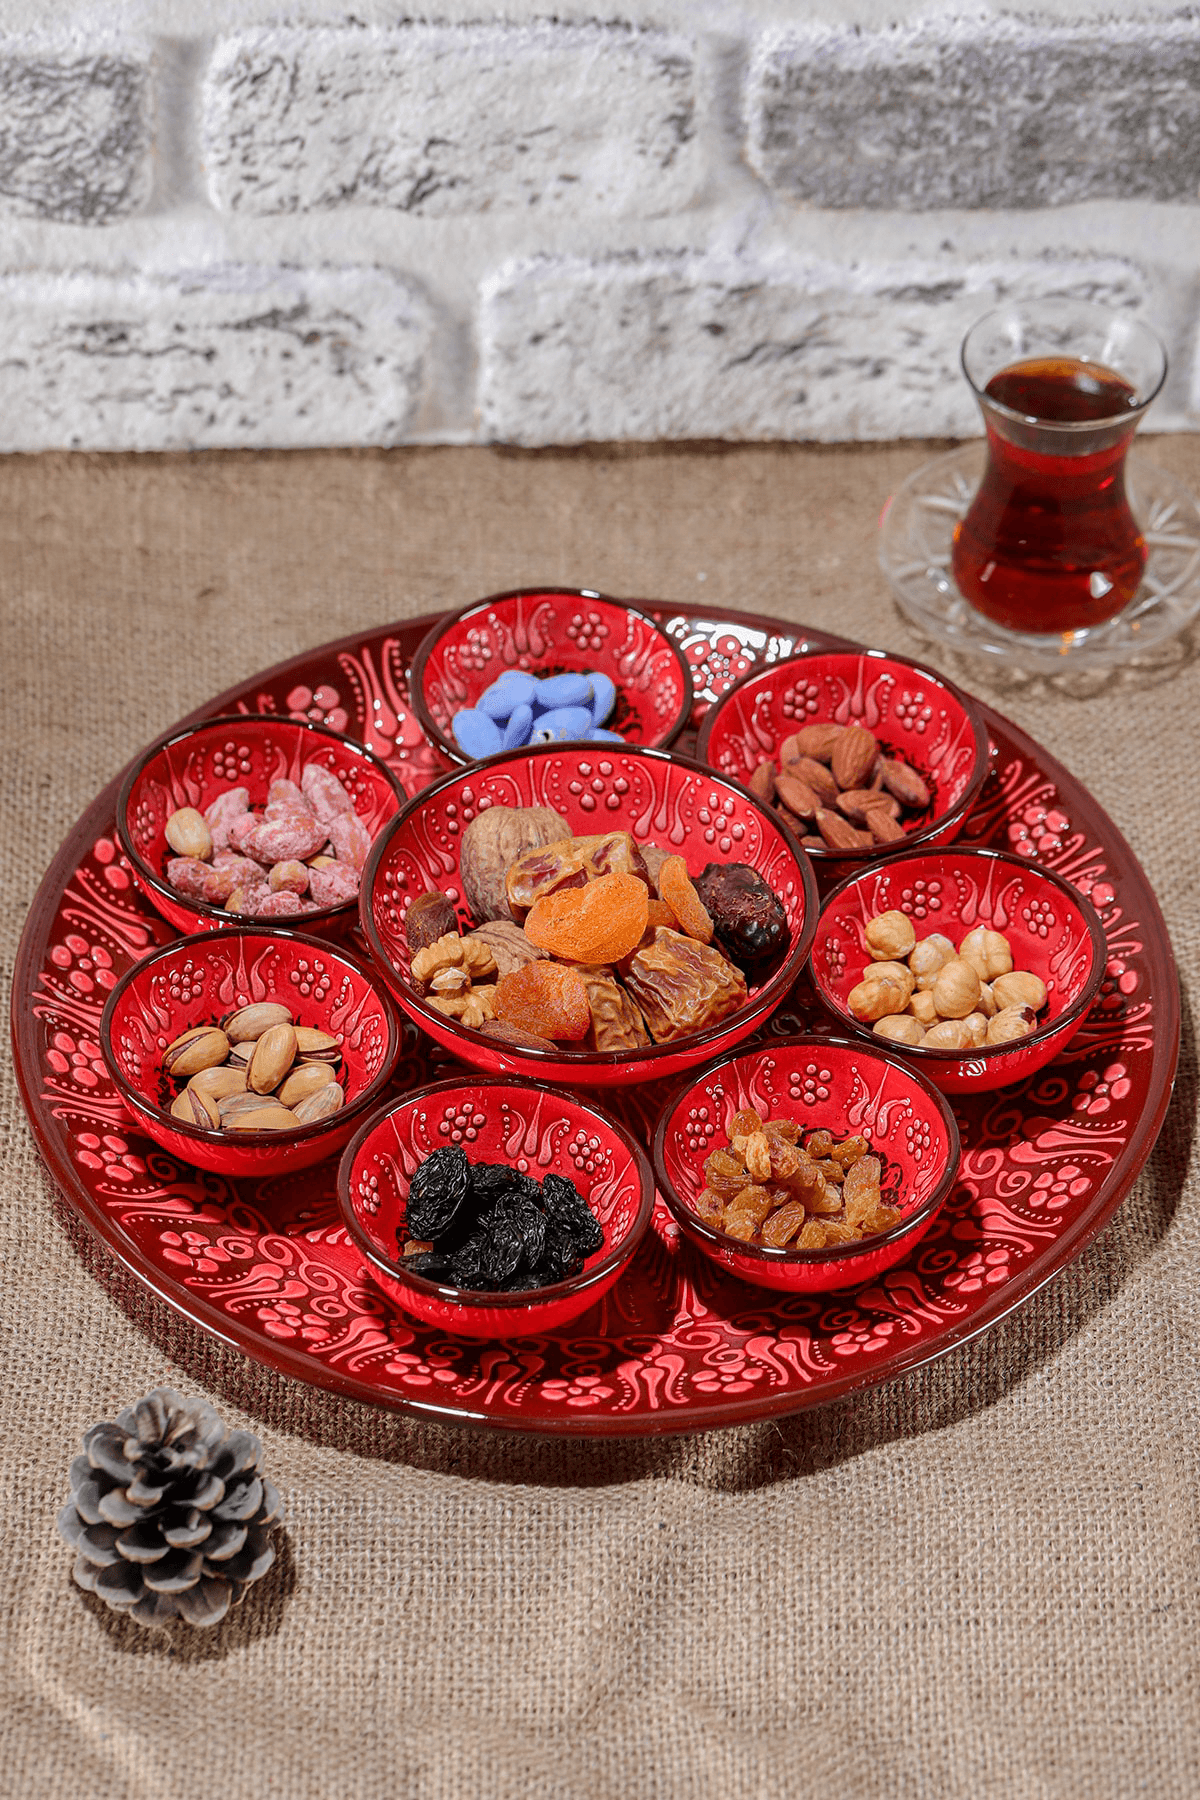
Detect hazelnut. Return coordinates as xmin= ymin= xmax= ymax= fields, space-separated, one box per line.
xmin=860 ymin=960 xmax=916 ymax=1001
xmin=923 ymin=1018 xmax=976 ymax=1050
xmin=848 ymin=976 xmax=910 ymax=1022
xmin=908 ymin=933 xmax=957 ymax=983
xmin=976 ymin=980 xmax=998 ymax=1018
xmin=991 ymin=970 xmax=1047 ymax=1013
xmin=959 ymin=927 xmax=1014 ymax=982
xmin=961 ymin=1011 xmax=989 ymax=1047
xmin=931 ymin=958 xmax=982 ymax=1019
xmin=908 ymin=989 xmax=939 ymax=1027
xmin=986 ymin=1005 xmax=1037 ymax=1045
xmin=865 ymin=910 xmax=917 ymax=962
xmin=873 ymin=1014 xmax=926 ymax=1046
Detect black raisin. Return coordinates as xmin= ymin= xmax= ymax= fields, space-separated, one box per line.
xmin=406 ymin=1145 xmax=472 ymax=1240
xmin=542 ymin=1173 xmax=604 ymax=1257
xmin=401 ymin=1250 xmax=454 ymax=1282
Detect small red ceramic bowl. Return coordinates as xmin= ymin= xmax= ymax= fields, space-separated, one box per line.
xmin=809 ymin=847 xmax=1107 ymax=1094
xmin=360 ymin=743 xmax=819 ymax=1087
xmin=409 ymin=586 xmax=693 ymax=765
xmin=100 ymin=928 xmax=404 ymax=1178
xmin=695 ymin=648 xmax=990 ymax=880
xmin=337 ymin=1077 xmax=655 ymax=1337
xmin=653 ymin=1035 xmax=960 ymax=1294
xmin=117 ymin=714 xmax=405 ymax=937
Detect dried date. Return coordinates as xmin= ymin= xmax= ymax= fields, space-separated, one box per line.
xmin=692 ymin=862 xmax=789 ymax=968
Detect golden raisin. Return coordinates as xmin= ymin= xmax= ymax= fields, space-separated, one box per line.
xmin=723 ymin=1185 xmax=773 ymax=1227
xmin=492 ymin=962 xmax=591 ymax=1041
xmin=805 ymin=1130 xmax=834 ymax=1159
xmin=831 ymin=1135 xmax=870 ymax=1168
xmin=760 ymin=1200 xmax=807 ymax=1247
xmin=693 ymin=1188 xmax=726 ymax=1227
xmin=729 ymin=1107 xmax=763 ymax=1137
xmin=704 ymin=1147 xmax=751 ymax=1199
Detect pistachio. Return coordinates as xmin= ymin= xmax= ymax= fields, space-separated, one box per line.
xmin=223 ymin=1001 xmax=294 ymax=1042
xmin=293 ymin=1027 xmax=341 ymax=1063
xmin=277 ymin=1062 xmax=338 ymax=1107
xmin=171 ymin=1088 xmax=219 ymax=1127
xmin=165 ymin=806 xmax=213 ymax=861
xmin=162 ymin=1025 xmax=230 ymax=1078
xmin=248 ymin=1022 xmax=298 ymax=1094
xmin=224 ymin=1100 xmax=299 ymax=1133
xmin=187 ymin=1064 xmax=248 ymax=1103
xmin=292 ymin=1083 xmax=345 ymax=1125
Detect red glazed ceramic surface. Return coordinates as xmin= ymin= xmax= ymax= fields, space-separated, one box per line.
xmin=696 ymin=649 xmax=990 ymax=876
xmin=117 ymin=714 xmax=405 ymax=937
xmin=361 ymin=743 xmax=819 ymax=1086
xmin=410 ymin=588 xmax=693 ymax=764
xmin=340 ymin=1079 xmax=655 ymax=1336
xmin=654 ymin=1036 xmax=960 ymax=1293
xmin=102 ymin=929 xmax=403 ymax=1178
xmin=10 ymin=607 xmax=1180 ymax=1436
xmin=811 ymin=848 xmax=1106 ymax=1093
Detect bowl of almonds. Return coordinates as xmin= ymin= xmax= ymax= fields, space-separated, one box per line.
xmin=117 ymin=714 xmax=405 ymax=939
xmin=100 ymin=928 xmax=404 ymax=1176
xmin=809 ymin=847 xmax=1107 ymax=1092
xmin=653 ymin=1034 xmax=960 ymax=1293
xmin=695 ymin=648 xmax=990 ymax=879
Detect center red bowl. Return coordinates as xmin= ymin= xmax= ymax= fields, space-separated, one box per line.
xmin=360 ymin=743 xmax=819 ymax=1086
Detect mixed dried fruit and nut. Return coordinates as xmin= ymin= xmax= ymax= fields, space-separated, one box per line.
xmin=398 ymin=1145 xmax=605 ymax=1292
xmin=848 ymin=911 xmax=1048 ymax=1049
xmin=694 ymin=1109 xmax=903 ymax=1249
xmin=160 ymin=1002 xmax=345 ymax=1134
xmin=401 ymin=804 xmax=791 ymax=1050
xmin=162 ymin=762 xmax=372 ymax=918
xmin=749 ymin=721 xmax=932 ymax=852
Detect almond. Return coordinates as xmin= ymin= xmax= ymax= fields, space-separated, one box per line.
xmin=774 ymin=772 xmax=821 ymax=819
xmin=865 ymin=805 xmax=907 ymax=845
xmin=837 ymin=787 xmax=899 ymax=824
xmin=793 ymin=722 xmax=845 ymax=763
xmin=831 ymin=726 xmax=878 ymax=791
xmin=815 ymin=809 xmax=874 ymax=851
xmin=787 ymin=755 xmax=839 ymax=806
xmin=879 ymin=757 xmax=931 ymax=810
xmin=748 ymin=760 xmax=776 ymax=803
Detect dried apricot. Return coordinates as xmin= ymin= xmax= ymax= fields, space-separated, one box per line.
xmin=657 ymin=856 xmax=714 ymax=945
xmin=492 ymin=962 xmax=590 ymax=1041
xmin=645 ymin=899 xmax=677 ymax=930
xmin=523 ymin=872 xmax=649 ymax=965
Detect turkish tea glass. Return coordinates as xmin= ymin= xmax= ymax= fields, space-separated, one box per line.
xmin=950 ymin=300 xmax=1167 ymax=635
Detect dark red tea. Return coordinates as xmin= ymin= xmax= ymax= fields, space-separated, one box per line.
xmin=951 ymin=355 xmax=1146 ymax=634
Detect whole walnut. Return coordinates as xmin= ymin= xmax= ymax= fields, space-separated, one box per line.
xmin=459 ymin=805 xmax=568 ymax=923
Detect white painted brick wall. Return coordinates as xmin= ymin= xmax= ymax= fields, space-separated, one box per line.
xmin=0 ymin=267 xmax=429 ymax=451
xmin=203 ymin=25 xmax=700 ymax=220
xmin=480 ymin=255 xmax=1152 ymax=445
xmin=0 ymin=3 xmax=1197 ymax=451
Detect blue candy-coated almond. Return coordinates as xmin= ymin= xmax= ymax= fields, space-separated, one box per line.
xmin=534 ymin=673 xmax=594 ymax=709
xmin=587 ymin=671 xmax=617 ymax=725
xmin=532 ymin=705 xmax=595 ymax=738
xmin=452 ymin=709 xmax=504 ymax=758
xmin=501 ymin=703 xmax=534 ymax=749
xmin=588 ymin=728 xmax=625 ymax=742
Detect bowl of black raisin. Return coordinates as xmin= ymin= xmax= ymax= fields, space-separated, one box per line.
xmin=337 ymin=1076 xmax=655 ymax=1336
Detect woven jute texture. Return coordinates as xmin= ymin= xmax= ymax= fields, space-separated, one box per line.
xmin=2 ymin=442 xmax=1197 ymax=1800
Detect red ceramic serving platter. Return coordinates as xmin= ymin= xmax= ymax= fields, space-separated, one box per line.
xmin=11 ymin=606 xmax=1180 ymax=1436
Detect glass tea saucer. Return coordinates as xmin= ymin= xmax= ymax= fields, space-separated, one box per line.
xmin=879 ymin=443 xmax=1200 ymax=674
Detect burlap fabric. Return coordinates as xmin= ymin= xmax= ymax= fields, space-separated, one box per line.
xmin=3 ymin=442 xmax=1197 ymax=1799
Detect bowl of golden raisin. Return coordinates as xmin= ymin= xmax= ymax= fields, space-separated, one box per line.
xmin=653 ymin=1034 xmax=961 ymax=1293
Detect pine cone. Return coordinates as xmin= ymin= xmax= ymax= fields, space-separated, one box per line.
xmin=57 ymin=1388 xmax=284 ymax=1628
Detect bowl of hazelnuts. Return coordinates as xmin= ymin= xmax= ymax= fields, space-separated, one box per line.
xmin=695 ymin=647 xmax=990 ymax=880
xmin=808 ymin=847 xmax=1107 ymax=1092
